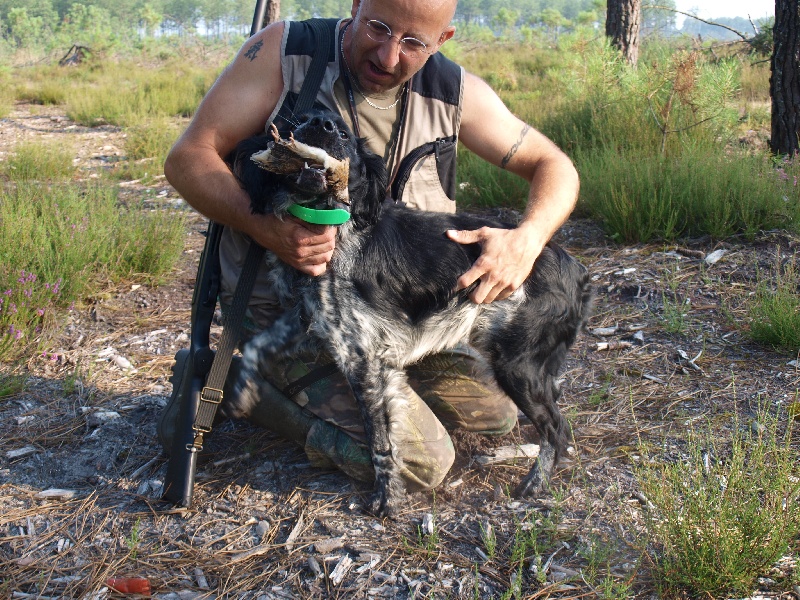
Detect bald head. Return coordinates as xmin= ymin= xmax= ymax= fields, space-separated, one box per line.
xmin=353 ymin=0 xmax=457 ymax=32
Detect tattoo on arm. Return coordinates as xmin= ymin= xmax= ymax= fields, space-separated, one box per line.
xmin=244 ymin=40 xmax=263 ymax=61
xmin=500 ymin=125 xmax=531 ymax=169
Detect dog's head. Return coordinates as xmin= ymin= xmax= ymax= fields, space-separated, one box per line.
xmin=233 ymin=110 xmax=387 ymax=229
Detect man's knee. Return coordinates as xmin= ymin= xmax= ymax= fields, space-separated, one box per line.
xmin=460 ymin=393 xmax=518 ymax=436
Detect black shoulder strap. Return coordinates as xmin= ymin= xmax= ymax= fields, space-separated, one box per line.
xmin=192 ymin=18 xmax=334 ymax=439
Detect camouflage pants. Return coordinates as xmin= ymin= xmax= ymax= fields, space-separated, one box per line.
xmin=226 ymin=308 xmax=518 ymax=491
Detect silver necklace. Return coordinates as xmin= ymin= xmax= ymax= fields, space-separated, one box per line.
xmin=342 ymin=44 xmax=404 ymax=110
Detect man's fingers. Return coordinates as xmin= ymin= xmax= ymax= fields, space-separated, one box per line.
xmin=455 ymin=264 xmax=485 ymax=292
xmin=298 ymin=261 xmax=328 ymax=277
xmin=447 ymin=228 xmax=484 ymax=245
xmin=468 ymin=276 xmax=508 ymax=304
xmin=267 ymin=217 xmax=336 ymax=274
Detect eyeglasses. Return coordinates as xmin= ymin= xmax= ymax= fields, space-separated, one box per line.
xmin=360 ymin=18 xmax=435 ymax=57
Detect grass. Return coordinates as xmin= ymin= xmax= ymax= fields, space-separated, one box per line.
xmin=578 ymin=535 xmax=634 ymax=599
xmin=0 ymin=373 xmax=27 ymax=400
xmin=636 ymin=407 xmax=800 ymax=598
xmin=456 ymin=148 xmax=529 ymax=210
xmin=113 ymin=117 xmax=183 ymax=183
xmin=63 ymin=59 xmax=222 ymax=127
xmin=576 ymin=148 xmax=800 ymax=243
xmin=125 ymin=518 xmax=143 ymax=561
xmin=453 ymin=36 xmax=788 ymax=245
xmin=740 ymin=56 xmax=771 ymax=104
xmin=14 ymin=80 xmax=67 ymax=106
xmin=748 ymin=252 xmax=800 ymax=353
xmin=0 ymin=69 xmax=14 ymax=118
xmin=0 ymin=180 xmax=185 ymax=361
xmin=2 ymin=139 xmax=76 ymax=182
xmin=660 ymin=260 xmax=691 ymax=335
xmin=479 ymin=520 xmax=497 ymax=560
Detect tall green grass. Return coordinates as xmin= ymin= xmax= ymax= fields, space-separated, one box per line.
xmin=637 ymin=408 xmax=800 ymax=598
xmin=65 ymin=61 xmax=219 ymax=126
xmin=0 ymin=67 xmax=14 ymax=118
xmin=14 ymin=74 xmax=67 ymax=105
xmin=453 ymin=34 xmax=784 ymax=243
xmin=0 ymin=177 xmax=185 ymax=360
xmin=113 ymin=117 xmax=183 ymax=182
xmin=456 ymin=148 xmax=529 ymax=209
xmin=536 ymin=38 xmax=740 ymax=156
xmin=2 ymin=139 xmax=76 ymax=181
xmin=748 ymin=253 xmax=800 ymax=353
xmin=577 ymin=148 xmax=799 ymax=242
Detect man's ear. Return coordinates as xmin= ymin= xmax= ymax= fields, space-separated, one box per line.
xmin=438 ymin=26 xmax=456 ymax=46
xmin=350 ymin=0 xmax=361 ymax=21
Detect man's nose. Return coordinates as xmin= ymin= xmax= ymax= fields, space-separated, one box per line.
xmin=375 ymin=38 xmax=402 ymax=70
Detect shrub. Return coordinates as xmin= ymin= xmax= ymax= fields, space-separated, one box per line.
xmin=748 ymin=252 xmax=800 ymax=353
xmin=637 ymin=408 xmax=800 ymax=598
xmin=0 ymin=182 xmax=185 ymax=360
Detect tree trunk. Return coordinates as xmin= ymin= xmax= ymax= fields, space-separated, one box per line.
xmin=770 ymin=0 xmax=800 ymax=156
xmin=606 ymin=0 xmax=641 ymax=66
xmin=262 ymin=0 xmax=280 ymax=27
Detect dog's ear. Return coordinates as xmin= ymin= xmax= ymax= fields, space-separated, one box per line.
xmin=348 ymin=138 xmax=389 ymax=227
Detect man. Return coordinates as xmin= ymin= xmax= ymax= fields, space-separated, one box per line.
xmin=162 ymin=0 xmax=579 ymax=491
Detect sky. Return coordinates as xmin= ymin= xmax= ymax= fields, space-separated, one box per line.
xmin=673 ymin=0 xmax=774 ymax=25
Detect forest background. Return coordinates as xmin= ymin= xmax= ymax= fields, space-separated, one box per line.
xmin=0 ymin=0 xmax=764 ymax=55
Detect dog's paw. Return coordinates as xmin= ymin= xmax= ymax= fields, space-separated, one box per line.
xmin=513 ymin=445 xmax=557 ymax=498
xmin=513 ymin=463 xmax=549 ymax=498
xmin=367 ymin=489 xmax=402 ymax=518
xmin=366 ymin=456 xmax=406 ymax=518
xmin=222 ymin=371 xmax=258 ymax=419
xmin=367 ymin=479 xmax=405 ymax=518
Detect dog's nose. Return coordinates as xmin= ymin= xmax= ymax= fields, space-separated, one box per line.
xmin=308 ymin=115 xmax=337 ymax=134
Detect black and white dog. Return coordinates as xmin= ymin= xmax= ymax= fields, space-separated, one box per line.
xmin=229 ymin=110 xmax=592 ymax=517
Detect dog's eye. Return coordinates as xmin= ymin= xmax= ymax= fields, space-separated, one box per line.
xmin=339 ymin=131 xmax=349 ymax=140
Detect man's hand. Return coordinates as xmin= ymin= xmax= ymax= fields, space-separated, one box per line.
xmin=447 ymin=226 xmax=542 ymax=304
xmin=258 ymin=214 xmax=336 ymax=276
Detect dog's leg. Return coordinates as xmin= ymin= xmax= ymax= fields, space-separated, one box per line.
xmin=340 ymin=358 xmax=408 ymax=518
xmin=492 ymin=356 xmax=567 ymax=497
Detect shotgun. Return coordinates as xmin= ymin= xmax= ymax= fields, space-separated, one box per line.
xmin=161 ymin=0 xmax=269 ymax=508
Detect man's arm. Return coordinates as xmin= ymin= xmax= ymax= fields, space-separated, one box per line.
xmin=164 ymin=22 xmax=336 ymax=276
xmin=448 ymin=72 xmax=580 ymax=303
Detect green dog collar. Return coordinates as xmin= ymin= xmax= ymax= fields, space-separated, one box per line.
xmin=287 ymin=203 xmax=351 ymax=225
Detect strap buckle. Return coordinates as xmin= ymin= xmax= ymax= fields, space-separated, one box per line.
xmin=200 ymin=386 xmax=223 ymax=405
